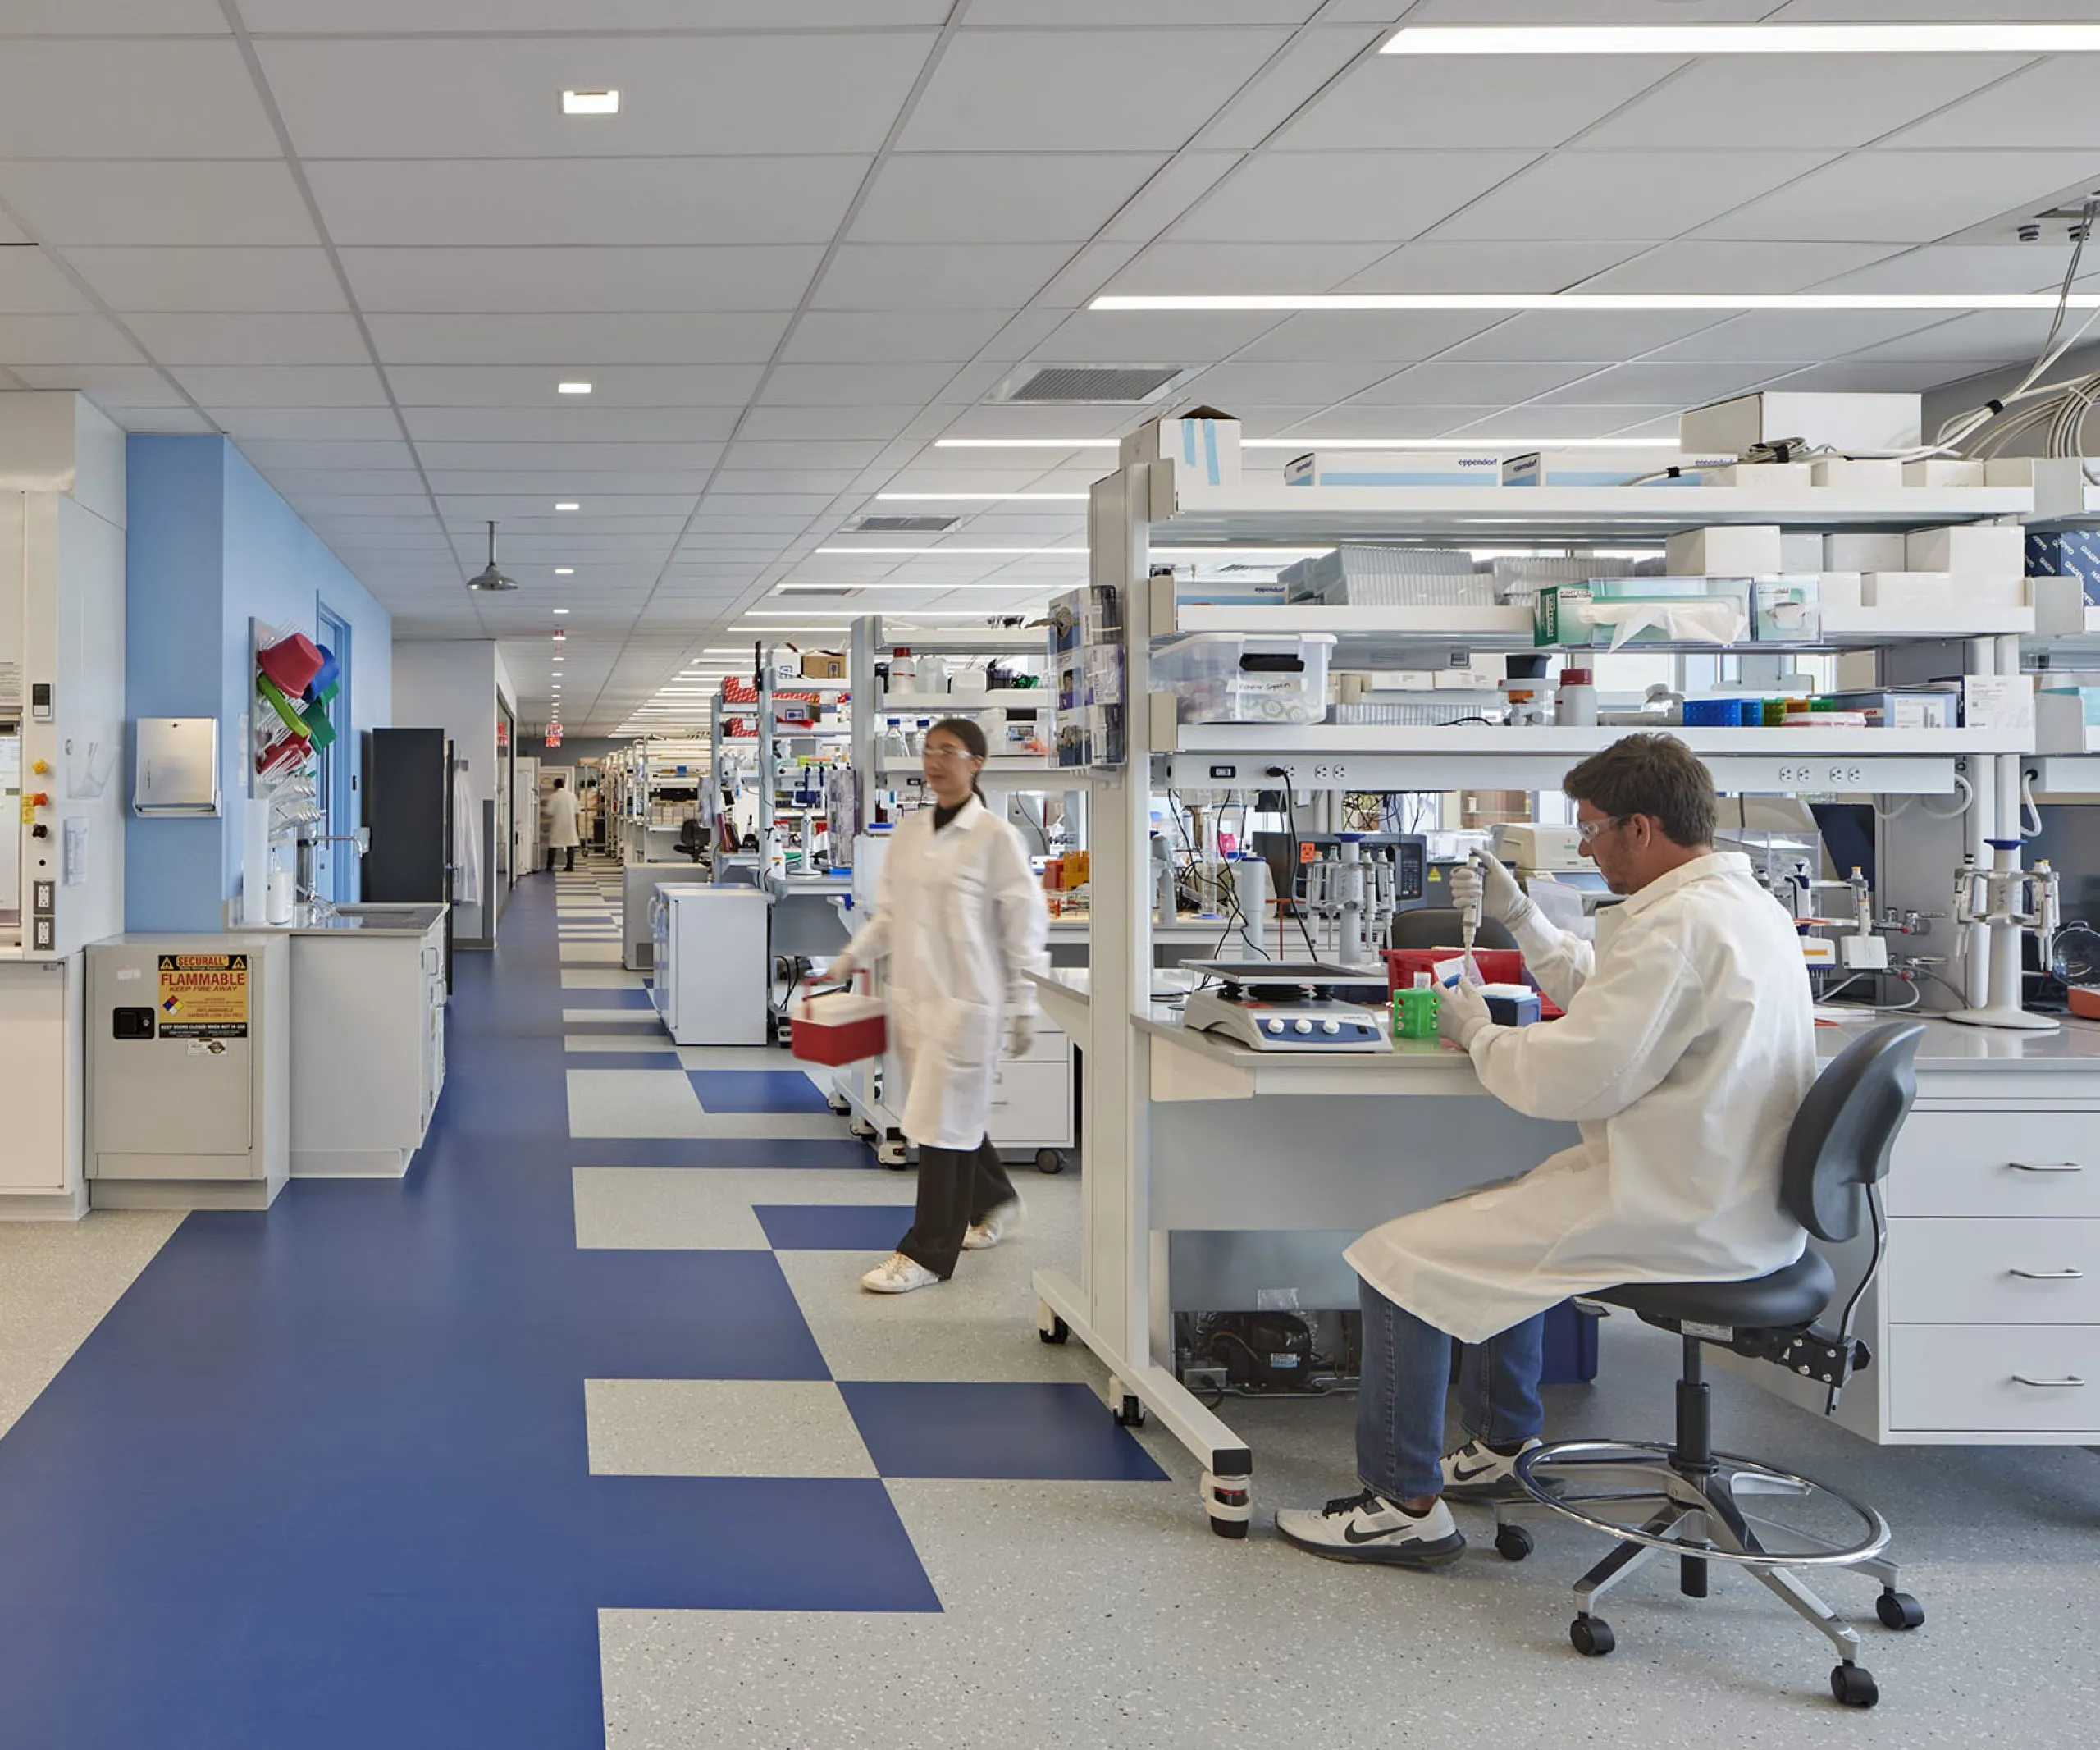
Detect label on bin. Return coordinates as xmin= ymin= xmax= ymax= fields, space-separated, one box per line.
xmin=158 ymin=953 xmax=249 ymax=1040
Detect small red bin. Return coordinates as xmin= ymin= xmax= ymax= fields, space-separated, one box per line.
xmin=791 ymin=989 xmax=888 ymax=1067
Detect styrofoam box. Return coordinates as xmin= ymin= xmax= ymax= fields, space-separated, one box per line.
xmin=1284 ymin=450 xmax=1500 ymax=487
xmin=1818 ymin=570 xmax=1864 ymax=610
xmin=1862 ymin=571 xmax=1956 ymax=607
xmin=1665 ymin=523 xmax=1783 ymax=577
xmin=1810 ymin=457 xmax=1904 ymax=488
xmin=1699 ymin=462 xmax=1817 ymax=491
xmin=1824 ymin=532 xmax=1907 ymax=571
xmin=1680 ymin=392 xmax=1921 ymax=456
xmin=1779 ymin=531 xmax=1824 ymax=571
xmin=1124 ymin=409 xmax=1239 ymax=487
xmin=1902 ymin=459 xmax=1987 ymax=487
xmin=1984 ymin=457 xmax=2035 ymax=487
xmin=1905 ymin=524 xmax=2025 ymax=577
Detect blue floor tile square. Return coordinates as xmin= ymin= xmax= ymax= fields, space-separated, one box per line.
xmin=839 ymin=1382 xmax=1169 ymax=1482
xmin=565 ymin=1051 xmax=684 ymax=1070
xmin=689 ymin=1069 xmax=835 ymax=1115
xmin=756 ymin=1204 xmax=914 ymax=1250
xmin=562 ymin=988 xmax=654 ymax=1010
xmin=570 ymin=1139 xmax=879 ymax=1169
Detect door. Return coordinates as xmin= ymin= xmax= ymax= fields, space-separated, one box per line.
xmin=315 ymin=604 xmax=354 ymax=902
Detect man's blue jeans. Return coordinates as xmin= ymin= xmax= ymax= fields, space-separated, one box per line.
xmin=1356 ymin=1277 xmax=1545 ymax=1501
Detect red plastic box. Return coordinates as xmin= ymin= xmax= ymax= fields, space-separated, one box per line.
xmin=791 ymin=988 xmax=887 ymax=1067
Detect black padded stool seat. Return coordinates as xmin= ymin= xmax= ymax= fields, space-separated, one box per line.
xmin=1601 ymin=1250 xmax=1837 ymax=1331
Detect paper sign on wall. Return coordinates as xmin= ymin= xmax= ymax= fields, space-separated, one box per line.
xmin=157 ymin=953 xmax=249 ymax=1040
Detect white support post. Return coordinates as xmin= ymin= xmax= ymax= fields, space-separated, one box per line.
xmin=1963 ymin=637 xmax=1997 ymax=1008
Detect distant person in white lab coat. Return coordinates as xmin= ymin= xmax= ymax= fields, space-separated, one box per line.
xmin=1279 ymin=734 xmax=1816 ymax=1569
xmin=543 ymin=778 xmax=581 ymax=874
xmin=824 ymin=717 xmax=1050 ymax=1295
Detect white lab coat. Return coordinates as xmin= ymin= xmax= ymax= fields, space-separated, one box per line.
xmin=1345 ymin=852 xmax=1817 ymax=1345
xmin=842 ymin=796 xmax=1050 ymax=1150
xmin=450 ymin=766 xmax=481 ymax=906
xmin=544 ymin=788 xmax=581 ymax=850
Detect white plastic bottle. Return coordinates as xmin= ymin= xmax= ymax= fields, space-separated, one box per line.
xmin=1555 ymin=666 xmax=1598 ymax=727
xmin=920 ymin=654 xmax=949 ymax=694
xmin=889 ymin=650 xmax=916 ymax=692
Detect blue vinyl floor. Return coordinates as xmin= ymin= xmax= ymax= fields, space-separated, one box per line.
xmin=0 ymin=866 xmax=1152 ymax=1748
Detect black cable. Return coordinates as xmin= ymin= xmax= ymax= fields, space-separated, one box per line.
xmin=1274 ymin=777 xmax=1322 ymax=961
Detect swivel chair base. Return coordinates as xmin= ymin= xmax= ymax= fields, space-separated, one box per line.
xmin=1492 ymin=1340 xmax=1924 ymax=1709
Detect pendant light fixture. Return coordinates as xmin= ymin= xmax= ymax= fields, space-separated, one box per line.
xmin=467 ymin=520 xmax=518 ymax=592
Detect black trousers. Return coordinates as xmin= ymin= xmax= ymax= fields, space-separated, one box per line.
xmin=546 ymin=846 xmax=575 ymax=871
xmin=897 ymin=1134 xmax=1015 ymax=1279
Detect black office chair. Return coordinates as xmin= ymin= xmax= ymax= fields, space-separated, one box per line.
xmin=1494 ymin=1021 xmax=1928 ymax=1711
xmin=674 ymin=819 xmax=709 ymax=863
xmin=1390 ymin=906 xmax=1519 ymax=953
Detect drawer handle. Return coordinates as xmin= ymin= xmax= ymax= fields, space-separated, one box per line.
xmin=2008 ymin=1268 xmax=2086 ymax=1281
xmin=2007 ymin=1160 xmax=2084 ymax=1173
xmin=2011 ymin=1374 xmax=2087 ymax=1389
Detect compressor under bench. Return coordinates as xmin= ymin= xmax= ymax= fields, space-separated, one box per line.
xmin=1029 ymin=966 xmax=2100 ymax=1534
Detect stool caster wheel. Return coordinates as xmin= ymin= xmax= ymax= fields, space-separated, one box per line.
xmin=1570 ymin=1615 xmax=1614 ymax=1657
xmin=1034 ymin=1148 xmax=1066 ymax=1175
xmin=1493 ymin=1524 xmax=1534 ymax=1562
xmin=1039 ymin=1314 xmax=1070 ymax=1345
xmin=1874 ymin=1590 xmax=1924 ymax=1631
xmin=1830 ymin=1664 xmax=1879 ymax=1709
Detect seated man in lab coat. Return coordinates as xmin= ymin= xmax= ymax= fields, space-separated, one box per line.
xmin=1279 ymin=733 xmax=1817 ymax=1569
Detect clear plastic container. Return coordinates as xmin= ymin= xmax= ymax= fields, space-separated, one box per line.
xmin=1152 ymin=633 xmax=1335 ymax=724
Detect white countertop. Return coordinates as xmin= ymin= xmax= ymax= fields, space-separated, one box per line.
xmin=266 ymin=903 xmax=448 ymax=938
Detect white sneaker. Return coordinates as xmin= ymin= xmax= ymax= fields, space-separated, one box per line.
xmin=1276 ymin=1490 xmax=1466 ymax=1568
xmin=1439 ymin=1437 xmax=1542 ymax=1499
xmin=861 ymin=1251 xmax=940 ymax=1295
xmin=962 ymin=1195 xmax=1024 ymax=1250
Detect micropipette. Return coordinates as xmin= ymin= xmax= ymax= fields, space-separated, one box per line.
xmin=1460 ymin=849 xmax=1483 ymax=983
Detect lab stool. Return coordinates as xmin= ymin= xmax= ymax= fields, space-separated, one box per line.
xmin=1493 ymin=1021 xmax=1929 ymax=1710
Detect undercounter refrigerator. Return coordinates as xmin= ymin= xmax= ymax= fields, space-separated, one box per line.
xmin=651 ymin=884 xmax=768 ymax=1044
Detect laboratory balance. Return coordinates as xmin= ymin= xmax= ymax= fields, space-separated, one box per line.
xmin=1180 ymin=960 xmax=1393 ymax=1053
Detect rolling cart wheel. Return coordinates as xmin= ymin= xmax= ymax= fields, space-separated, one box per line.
xmin=1569 ymin=1615 xmax=1614 ymax=1658
xmin=848 ymin=1118 xmax=876 ymax=1141
xmin=1875 ymin=1591 xmax=1924 ymax=1631
xmin=827 ymin=1094 xmax=851 ymax=1116
xmin=1112 ymin=1392 xmax=1145 ymax=1428
xmin=877 ymin=1140 xmax=910 ymax=1169
xmin=1039 ymin=1314 xmax=1070 ymax=1346
xmin=1830 ymin=1665 xmax=1879 ymax=1709
xmin=1034 ymin=1148 xmax=1066 ymax=1175
xmin=1494 ymin=1524 xmax=1534 ymax=1563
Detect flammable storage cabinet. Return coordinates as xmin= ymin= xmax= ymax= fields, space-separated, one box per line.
xmin=86 ymin=934 xmax=290 ymax=1211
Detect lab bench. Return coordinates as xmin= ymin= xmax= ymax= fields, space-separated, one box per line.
xmin=1031 ymin=969 xmax=2100 ymax=1478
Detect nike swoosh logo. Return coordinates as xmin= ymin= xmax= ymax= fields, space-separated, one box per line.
xmin=1449 ymin=1458 xmax=1503 ymax=1482
xmin=1342 ymin=1522 xmax=1404 ymax=1544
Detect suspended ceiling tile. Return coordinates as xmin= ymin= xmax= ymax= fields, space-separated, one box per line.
xmin=1018 ymin=306 xmax=1279 ymax=363
xmin=0 ymin=249 xmax=93 ymax=314
xmin=1763 ymin=359 xmax=2006 ymax=394
xmin=737 ymin=405 xmax=923 ymax=441
xmin=757 ymin=362 xmax=967 ymax=406
xmin=782 ymin=309 xmax=1016 ymax=365
xmin=1274 ymin=48 xmax=1672 ymax=151
xmin=1436 ymin=150 xmax=1839 ymax=244
xmin=712 ymin=469 xmax=861 ymax=495
xmin=1102 ymin=153 xmax=1248 ymax=244
xmin=387 ymin=363 xmax=765 ymax=409
xmin=1839 ymin=308 xmax=2084 ymax=363
xmin=0 ymin=39 xmax=280 ymax=158
xmin=1642 ymin=309 xmax=1958 ymax=363
xmin=235 ymin=439 xmax=427 ymax=471
xmin=1338 ymin=240 xmax=1641 ymax=294
xmin=1449 ymin=405 xmax=1683 ymax=440
xmin=1171 ymin=150 xmax=1540 ymax=243
xmin=1531 ymin=361 xmax=1810 ymax=409
xmin=64 ymin=246 xmax=348 ymax=315
xmin=10 ymin=362 xmax=183 ymax=401
xmin=0 ymin=162 xmax=317 ymax=246
xmin=1862 ymin=55 xmax=2100 ymax=151
xmin=1352 ymin=359 xmax=1615 ymax=406
xmin=810 ymin=243 xmax=1077 ymax=311
xmin=0 ymin=312 xmax=144 ymax=364
xmin=1435 ymin=308 xmax=1734 ymax=361
xmin=403 ymin=406 xmax=742 ymax=442
xmin=262 ymin=468 xmax=430 ymax=496
xmin=1196 ymin=25 xmax=1383 ymax=151
xmin=338 ymin=244 xmax=825 ymax=315
xmin=214 ymin=406 xmax=406 ymax=441
xmin=122 ymin=312 xmax=370 ymax=366
xmin=257 ymin=32 xmax=934 ymax=159
xmin=1230 ymin=308 xmax=1500 ymax=361
xmin=1274 ymin=404 xmax=1507 ymax=439
xmin=901 ymin=27 xmax=1288 ymax=153
xmin=365 ymin=312 xmax=790 ymax=367
xmin=0 ymin=1 xmax=228 ymax=28
xmin=1576 ymin=239 xmax=1905 ymax=295
xmin=424 ymin=469 xmax=709 ymax=498
xmin=1701 ymin=151 xmax=2100 ymax=244
xmin=304 ymin=157 xmax=870 ymax=249
xmin=175 ymin=364 xmax=390 ymax=406
xmin=84 ymin=404 xmax=215 ymax=435
xmin=1106 ymin=241 xmax=1393 ymax=297
xmin=1814 ymin=243 xmax=2087 ymax=295
xmin=1176 ymin=360 xmax=1400 ymax=404
xmin=848 ymin=154 xmax=1169 ymax=244
xmin=415 ymin=441 xmax=728 ymax=472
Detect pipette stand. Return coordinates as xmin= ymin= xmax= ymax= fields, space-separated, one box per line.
xmin=1947 ymin=840 xmax=2061 ymax=1034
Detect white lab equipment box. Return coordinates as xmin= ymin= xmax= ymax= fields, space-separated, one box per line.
xmin=132 ymin=717 xmax=221 ymax=816
xmin=86 ymin=933 xmax=289 ymax=1210
xmin=652 ymin=884 xmax=769 ymax=1045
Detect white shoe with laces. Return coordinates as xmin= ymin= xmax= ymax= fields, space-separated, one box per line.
xmin=962 ymin=1195 xmax=1024 ymax=1251
xmin=861 ymin=1251 xmax=939 ymax=1295
xmin=1439 ymin=1436 xmax=1543 ymax=1499
xmin=1275 ymin=1490 xmax=1466 ymax=1567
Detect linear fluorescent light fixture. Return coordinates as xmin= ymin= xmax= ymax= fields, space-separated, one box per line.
xmin=561 ymin=89 xmax=620 ymax=114
xmin=1382 ymin=25 xmax=2100 ymax=56
xmin=1092 ymin=292 xmax=2100 ymax=313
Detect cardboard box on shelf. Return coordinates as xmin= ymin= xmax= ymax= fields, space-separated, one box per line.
xmin=1122 ymin=407 xmax=1240 ymax=487
xmin=799 ymin=651 xmax=847 ymax=680
xmin=1664 ymin=523 xmax=1783 ymax=577
xmin=2025 ymin=529 xmax=2100 ymax=606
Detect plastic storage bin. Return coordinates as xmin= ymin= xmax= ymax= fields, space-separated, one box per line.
xmin=1152 ymin=633 xmax=1335 ymax=724
xmin=791 ymin=985 xmax=887 ymax=1067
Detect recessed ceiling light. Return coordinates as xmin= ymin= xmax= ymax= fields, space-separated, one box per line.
xmin=1091 ymin=291 xmax=2100 ymax=313
xmin=561 ymin=89 xmax=620 ymax=115
xmin=1382 ymin=24 xmax=2100 ymax=55
xmin=553 ymin=605 xmax=571 ymax=613
xmin=555 ymin=501 xmax=581 ymax=512
xmin=557 ymin=382 xmax=592 ymax=395
xmin=554 ymin=569 xmax=575 ymax=577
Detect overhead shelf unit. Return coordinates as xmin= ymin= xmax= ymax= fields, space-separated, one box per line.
xmin=729 ymin=650 xmax=851 ymax=893
xmin=609 ymin=737 xmax=710 ymax=865
xmin=1036 ymin=457 xmax=2066 ymax=1538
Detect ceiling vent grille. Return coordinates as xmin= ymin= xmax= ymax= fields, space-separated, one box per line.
xmin=855 ymin=514 xmax=957 ymax=532
xmin=999 ymin=363 xmax=1187 ymax=404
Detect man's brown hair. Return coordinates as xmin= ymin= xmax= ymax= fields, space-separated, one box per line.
xmin=1563 ymin=733 xmax=1717 ymax=848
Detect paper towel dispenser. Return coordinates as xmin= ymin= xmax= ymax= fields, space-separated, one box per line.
xmin=133 ymin=718 xmax=221 ymax=817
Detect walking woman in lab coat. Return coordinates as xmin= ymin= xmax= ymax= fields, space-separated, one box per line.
xmin=826 ymin=717 xmax=1049 ymax=1295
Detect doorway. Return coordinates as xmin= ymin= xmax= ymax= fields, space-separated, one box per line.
xmin=316 ymin=603 xmax=354 ymax=902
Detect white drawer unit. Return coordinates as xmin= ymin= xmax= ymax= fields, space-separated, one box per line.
xmin=988 ymin=1022 xmax=1075 ymax=1172
xmin=1885 ymin=1218 xmax=2100 ymax=1325
xmin=1883 ymin=1109 xmax=2100 ymax=1218
xmin=1886 ymin=1325 xmax=2100 ymax=1434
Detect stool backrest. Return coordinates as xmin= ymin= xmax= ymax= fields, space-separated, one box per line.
xmin=1779 ymin=1021 xmax=1925 ymax=1242
xmin=1390 ymin=907 xmax=1519 ymax=952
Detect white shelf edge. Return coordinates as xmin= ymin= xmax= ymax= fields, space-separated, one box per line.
xmin=877 ymin=692 xmax=1048 ymax=712
xmin=1170 ymin=723 xmax=2034 ymax=758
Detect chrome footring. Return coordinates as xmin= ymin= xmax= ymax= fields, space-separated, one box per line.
xmin=1513 ymin=1439 xmax=1893 ymax=1570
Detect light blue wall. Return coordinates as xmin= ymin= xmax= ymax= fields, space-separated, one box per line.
xmin=125 ymin=436 xmax=394 ymax=931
